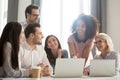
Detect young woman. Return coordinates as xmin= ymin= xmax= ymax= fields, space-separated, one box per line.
xmin=0 ymin=22 xmax=32 ymax=77
xmin=68 ymin=14 xmax=99 ymax=67
xmin=44 ymin=35 xmax=68 ymax=72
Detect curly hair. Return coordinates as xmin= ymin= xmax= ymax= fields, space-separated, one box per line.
xmin=72 ymin=14 xmax=100 ymax=42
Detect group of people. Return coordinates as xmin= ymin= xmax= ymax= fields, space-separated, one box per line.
xmin=0 ymin=4 xmax=119 ymax=78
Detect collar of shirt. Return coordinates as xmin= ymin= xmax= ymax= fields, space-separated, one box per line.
xmin=21 ymin=20 xmax=28 ymax=29
xmin=23 ymin=41 xmax=37 ymax=51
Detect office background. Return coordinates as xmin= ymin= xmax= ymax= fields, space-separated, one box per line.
xmin=0 ymin=0 xmax=120 ymax=52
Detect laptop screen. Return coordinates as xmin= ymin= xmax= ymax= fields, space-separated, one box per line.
xmin=53 ymin=58 xmax=85 ymax=78
xmin=90 ymin=59 xmax=115 ymax=77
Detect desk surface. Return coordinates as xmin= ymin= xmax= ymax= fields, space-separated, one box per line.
xmin=0 ymin=76 xmax=120 ymax=80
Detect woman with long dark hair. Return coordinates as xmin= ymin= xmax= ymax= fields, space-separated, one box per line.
xmin=0 ymin=22 xmax=31 ymax=77
xmin=44 ymin=35 xmax=68 ymax=72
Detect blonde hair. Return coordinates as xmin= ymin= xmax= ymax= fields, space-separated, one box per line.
xmin=95 ymin=33 xmax=114 ymax=51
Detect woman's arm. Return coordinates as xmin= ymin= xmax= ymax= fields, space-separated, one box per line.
xmin=68 ymin=42 xmax=76 ymax=58
xmin=82 ymin=39 xmax=94 ymax=64
xmin=3 ymin=42 xmax=29 ymax=77
xmin=57 ymin=49 xmax=62 ymax=58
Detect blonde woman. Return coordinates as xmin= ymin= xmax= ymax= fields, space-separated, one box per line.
xmin=94 ymin=33 xmax=120 ymax=75
xmin=84 ymin=33 xmax=120 ymax=75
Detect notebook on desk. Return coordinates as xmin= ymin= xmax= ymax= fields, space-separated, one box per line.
xmin=89 ymin=59 xmax=115 ymax=77
xmin=52 ymin=58 xmax=85 ymax=78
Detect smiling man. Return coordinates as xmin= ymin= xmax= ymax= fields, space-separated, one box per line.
xmin=20 ymin=23 xmax=53 ymax=76
xmin=20 ymin=4 xmax=40 ymax=29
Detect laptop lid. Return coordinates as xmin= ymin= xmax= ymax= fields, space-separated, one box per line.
xmin=53 ymin=58 xmax=85 ymax=78
xmin=89 ymin=59 xmax=115 ymax=77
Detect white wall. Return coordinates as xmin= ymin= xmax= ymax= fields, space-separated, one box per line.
xmin=18 ymin=0 xmax=31 ymax=22
xmin=0 ymin=0 xmax=8 ymax=37
xmin=107 ymin=0 xmax=120 ymax=52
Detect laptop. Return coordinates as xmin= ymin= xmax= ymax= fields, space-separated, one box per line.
xmin=89 ymin=59 xmax=115 ymax=77
xmin=52 ymin=58 xmax=85 ymax=78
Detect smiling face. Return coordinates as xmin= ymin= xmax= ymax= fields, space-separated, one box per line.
xmin=76 ymin=20 xmax=87 ymax=39
xmin=27 ymin=9 xmax=40 ymax=23
xmin=47 ymin=36 xmax=59 ymax=50
xmin=33 ymin=27 xmax=44 ymax=44
xmin=95 ymin=37 xmax=108 ymax=52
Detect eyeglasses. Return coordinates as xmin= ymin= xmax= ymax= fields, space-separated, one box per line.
xmin=94 ymin=39 xmax=105 ymax=45
xmin=31 ymin=14 xmax=39 ymax=17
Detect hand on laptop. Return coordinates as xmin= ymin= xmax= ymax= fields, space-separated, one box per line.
xmin=83 ymin=68 xmax=90 ymax=76
xmin=73 ymin=55 xmax=78 ymax=59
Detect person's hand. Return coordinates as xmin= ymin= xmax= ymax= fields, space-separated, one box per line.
xmin=41 ymin=65 xmax=52 ymax=76
xmin=37 ymin=63 xmax=46 ymax=69
xmin=83 ymin=68 xmax=90 ymax=76
xmin=57 ymin=49 xmax=62 ymax=58
xmin=29 ymin=69 xmax=33 ymax=77
xmin=73 ymin=55 xmax=78 ymax=59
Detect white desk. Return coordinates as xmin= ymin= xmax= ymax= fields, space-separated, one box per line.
xmin=0 ymin=76 xmax=120 ymax=80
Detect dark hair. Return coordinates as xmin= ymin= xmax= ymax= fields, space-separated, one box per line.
xmin=44 ymin=35 xmax=62 ymax=66
xmin=24 ymin=23 xmax=40 ymax=38
xmin=25 ymin=4 xmax=39 ymax=18
xmin=72 ymin=14 xmax=100 ymax=42
xmin=0 ymin=22 xmax=22 ymax=69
